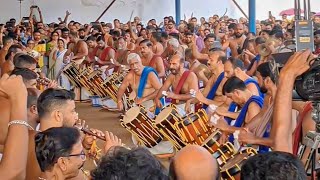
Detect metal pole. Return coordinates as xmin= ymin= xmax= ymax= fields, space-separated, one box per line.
xmin=249 ymin=0 xmax=256 ymax=34
xmin=175 ymin=0 xmax=181 ymax=25
xmin=297 ymin=0 xmax=301 ymax=20
xmin=307 ymin=0 xmax=311 ymax=21
xmin=95 ymin=0 xmax=117 ymax=22
xmin=231 ymin=0 xmax=249 ymax=19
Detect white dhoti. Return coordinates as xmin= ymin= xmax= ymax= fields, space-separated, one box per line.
xmin=175 ymin=103 xmax=195 ymax=117
xmin=132 ymin=100 xmax=174 ymax=155
xmin=102 ymin=98 xmax=117 ymax=108
xmin=81 ymin=88 xmax=91 ymax=100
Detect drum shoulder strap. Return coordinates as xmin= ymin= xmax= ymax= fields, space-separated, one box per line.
xmin=171 ymin=71 xmax=191 ymax=104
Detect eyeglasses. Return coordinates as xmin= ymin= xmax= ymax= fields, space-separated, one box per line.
xmin=68 ymin=150 xmax=86 ymax=161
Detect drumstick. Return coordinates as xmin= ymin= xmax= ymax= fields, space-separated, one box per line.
xmin=129 ymin=10 xmax=134 ymax=22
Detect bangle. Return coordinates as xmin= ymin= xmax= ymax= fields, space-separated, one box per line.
xmin=117 ymin=100 xmax=122 ymax=103
xmin=8 ymin=120 xmax=34 ymax=131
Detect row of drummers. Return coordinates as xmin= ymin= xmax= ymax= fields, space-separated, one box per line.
xmin=62 ymin=62 xmax=133 ymax=107
xmin=61 ymin=58 xmax=260 ymax=179
xmin=120 ymin=104 xmax=257 ymax=180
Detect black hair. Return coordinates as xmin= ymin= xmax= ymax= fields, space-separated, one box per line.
xmin=91 ymin=146 xmax=168 ymax=180
xmin=2 ymin=36 xmax=13 ymax=46
xmin=168 ymin=33 xmax=179 ymax=41
xmin=37 ymin=88 xmax=75 ymax=119
xmin=208 ymin=48 xmax=227 ymax=62
xmin=222 ymin=76 xmax=247 ymax=95
xmin=161 ymin=32 xmax=168 ymax=39
xmin=228 ymin=23 xmax=237 ymax=30
xmin=224 ymin=57 xmax=245 ymax=70
xmin=151 ymin=32 xmax=162 ymax=42
xmin=241 ymin=151 xmax=307 ymax=180
xmin=5 ymin=44 xmax=22 ymax=60
xmin=13 ymin=54 xmax=37 ymax=68
xmin=35 ymin=127 xmax=81 ymax=172
xmin=61 ymin=27 xmax=69 ymax=33
xmin=11 ymin=68 xmax=37 ymax=84
xmin=259 ymin=30 xmax=271 ymax=36
xmin=256 ymin=62 xmax=276 ymax=84
xmin=255 ymin=37 xmax=266 ymax=45
xmin=204 ymin=34 xmax=216 ymax=42
xmin=86 ymin=35 xmax=97 ymax=42
xmin=139 ymin=39 xmax=153 ymax=47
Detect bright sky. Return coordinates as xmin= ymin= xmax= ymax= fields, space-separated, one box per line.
xmin=0 ymin=0 xmax=319 ymax=23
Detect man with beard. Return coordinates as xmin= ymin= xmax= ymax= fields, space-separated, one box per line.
xmin=236 ymin=62 xmax=277 ymax=152
xmin=186 ymin=48 xmax=228 ymax=113
xmin=95 ymin=36 xmax=116 ymax=64
xmin=116 ymin=53 xmax=173 ymax=155
xmin=314 ymin=30 xmax=320 ymax=55
xmin=115 ymin=37 xmax=130 ymax=66
xmin=85 ymin=35 xmax=98 ymax=65
xmin=26 ymin=88 xmax=104 ymax=180
xmin=139 ymin=39 xmax=165 ymax=78
xmin=64 ymin=31 xmax=88 ymax=65
xmin=155 ymin=54 xmax=199 ymax=116
xmin=229 ymin=23 xmax=247 ymax=58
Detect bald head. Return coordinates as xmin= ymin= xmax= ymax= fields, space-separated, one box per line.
xmin=169 ymin=145 xmax=219 ymax=180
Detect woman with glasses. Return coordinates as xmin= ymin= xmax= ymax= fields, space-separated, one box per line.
xmin=35 ymin=127 xmax=86 ymax=180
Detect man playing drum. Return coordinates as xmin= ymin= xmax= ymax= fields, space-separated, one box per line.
xmin=155 ymin=54 xmax=199 ymax=116
xmin=116 ymin=53 xmax=173 ymax=155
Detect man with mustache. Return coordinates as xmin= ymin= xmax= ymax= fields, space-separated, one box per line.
xmin=229 ymin=23 xmax=247 ymax=58
xmin=139 ymin=39 xmax=165 ymax=78
xmin=155 ymin=54 xmax=199 ymax=116
xmin=26 ymin=88 xmax=104 ymax=180
xmin=116 ymin=53 xmax=173 ymax=155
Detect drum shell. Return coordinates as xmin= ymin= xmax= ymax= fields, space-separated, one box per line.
xmin=121 ymin=108 xmax=163 ymax=148
xmin=177 ymin=110 xmax=212 ymax=145
xmin=155 ymin=108 xmax=186 ymax=150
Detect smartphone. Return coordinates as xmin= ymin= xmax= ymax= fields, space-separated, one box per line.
xmin=90 ymin=22 xmax=100 ymax=29
xmin=22 ymin=17 xmax=29 ymax=21
xmin=31 ymin=5 xmax=38 ymax=9
xmin=268 ymin=11 xmax=272 ymax=19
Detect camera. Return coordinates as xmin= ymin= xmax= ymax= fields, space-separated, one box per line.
xmin=295 ymin=57 xmax=320 ymax=101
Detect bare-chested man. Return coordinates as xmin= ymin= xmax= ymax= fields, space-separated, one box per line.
xmin=186 ymin=49 xmax=228 ymax=112
xmin=229 ymin=23 xmax=247 ymax=58
xmin=1 ymin=44 xmax=23 ymax=76
xmin=64 ymin=31 xmax=88 ymax=65
xmin=211 ymin=77 xmax=262 ymax=139
xmin=85 ymin=35 xmax=98 ymax=65
xmin=150 ymin=32 xmax=164 ymax=55
xmin=185 ymin=48 xmax=210 ymax=85
xmin=116 ymin=53 xmax=173 ymax=155
xmin=116 ymin=53 xmax=162 ymax=111
xmin=155 ymin=54 xmax=199 ymax=116
xmin=96 ymin=36 xmax=115 ymax=63
xmin=139 ymin=39 xmax=165 ymax=77
xmin=0 ymin=36 xmax=13 ymax=65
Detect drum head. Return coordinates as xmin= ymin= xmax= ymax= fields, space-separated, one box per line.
xmin=155 ymin=107 xmax=174 ymax=124
xmin=122 ymin=107 xmax=141 ymax=123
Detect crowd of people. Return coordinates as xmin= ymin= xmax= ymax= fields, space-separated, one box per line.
xmin=0 ymin=4 xmax=319 ymax=180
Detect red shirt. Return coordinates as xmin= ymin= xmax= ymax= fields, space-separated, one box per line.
xmin=315 ymin=47 xmax=320 ymax=55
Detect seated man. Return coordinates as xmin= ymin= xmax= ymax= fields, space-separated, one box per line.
xmin=91 ymin=147 xmax=168 ymax=180
xmin=212 ymin=76 xmax=263 ymax=147
xmin=117 ymin=53 xmax=173 ymax=155
xmin=169 ymin=145 xmax=220 ymax=180
xmin=224 ymin=57 xmax=262 ymax=97
xmin=238 ymin=62 xmax=278 ymax=152
xmin=241 ymin=151 xmax=307 ymax=180
xmin=155 ymin=54 xmax=199 ymax=116
xmin=35 ymin=127 xmax=85 ymax=180
xmin=117 ymin=53 xmax=162 ymax=113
